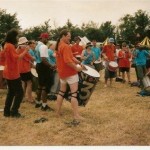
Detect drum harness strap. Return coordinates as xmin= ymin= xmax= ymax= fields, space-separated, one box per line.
xmin=70 ymin=91 xmax=78 ymax=99
xmin=57 ymin=90 xmax=78 ymax=99
xmin=58 ymin=90 xmax=65 ymax=98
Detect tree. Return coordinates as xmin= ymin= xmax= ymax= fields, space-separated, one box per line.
xmin=22 ymin=19 xmax=51 ymax=41
xmin=118 ymin=10 xmax=150 ymax=44
xmin=99 ymin=21 xmax=116 ymax=42
xmin=0 ymin=9 xmax=20 ymax=42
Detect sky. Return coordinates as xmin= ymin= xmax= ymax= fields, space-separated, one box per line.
xmin=0 ymin=0 xmax=150 ymax=30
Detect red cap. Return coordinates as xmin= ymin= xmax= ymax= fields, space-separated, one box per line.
xmin=39 ymin=33 xmax=49 ymax=39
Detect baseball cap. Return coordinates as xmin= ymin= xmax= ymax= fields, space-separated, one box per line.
xmin=109 ymin=38 xmax=114 ymax=43
xmin=39 ymin=33 xmax=49 ymax=39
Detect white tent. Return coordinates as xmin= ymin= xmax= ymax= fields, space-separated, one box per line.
xmin=79 ymin=36 xmax=90 ymax=46
xmin=140 ymin=36 xmax=150 ymax=46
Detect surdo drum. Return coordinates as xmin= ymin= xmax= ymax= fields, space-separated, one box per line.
xmin=94 ymin=60 xmax=104 ymax=72
xmin=108 ymin=61 xmax=118 ymax=72
xmin=65 ymin=65 xmax=100 ymax=106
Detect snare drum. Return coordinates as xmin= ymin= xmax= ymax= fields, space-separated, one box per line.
xmin=142 ymin=76 xmax=150 ymax=91
xmin=108 ymin=61 xmax=118 ymax=72
xmin=65 ymin=65 xmax=100 ymax=106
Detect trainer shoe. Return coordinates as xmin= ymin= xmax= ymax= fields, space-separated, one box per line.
xmin=35 ymin=103 xmax=42 ymax=108
xmin=41 ymin=105 xmax=54 ymax=111
xmin=11 ymin=112 xmax=24 ymax=118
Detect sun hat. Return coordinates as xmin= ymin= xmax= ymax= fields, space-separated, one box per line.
xmin=39 ymin=33 xmax=49 ymax=39
xmin=18 ymin=37 xmax=28 ymax=45
xmin=86 ymin=42 xmax=92 ymax=49
xmin=109 ymin=38 xmax=114 ymax=43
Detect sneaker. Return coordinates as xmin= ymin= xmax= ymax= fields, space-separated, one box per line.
xmin=4 ymin=113 xmax=10 ymax=117
xmin=35 ymin=103 xmax=42 ymax=108
xmin=41 ymin=105 xmax=54 ymax=111
xmin=11 ymin=112 xmax=24 ymax=118
xmin=47 ymin=95 xmax=57 ymax=101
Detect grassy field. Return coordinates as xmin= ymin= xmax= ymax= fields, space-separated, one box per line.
xmin=0 ymin=68 xmax=150 ymax=146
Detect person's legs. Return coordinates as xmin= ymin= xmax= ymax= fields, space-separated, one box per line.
xmin=11 ymin=78 xmax=24 ymax=115
xmin=4 ymin=80 xmax=15 ymax=117
xmin=69 ymin=82 xmax=83 ymax=120
xmin=26 ymin=80 xmax=33 ymax=102
xmin=56 ymin=82 xmax=66 ymax=116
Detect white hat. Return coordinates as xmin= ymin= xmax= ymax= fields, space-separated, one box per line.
xmin=109 ymin=38 xmax=114 ymax=43
xmin=18 ymin=37 xmax=28 ymax=45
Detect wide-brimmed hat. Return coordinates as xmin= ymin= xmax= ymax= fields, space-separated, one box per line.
xmin=39 ymin=33 xmax=49 ymax=39
xmin=86 ymin=42 xmax=92 ymax=49
xmin=18 ymin=37 xmax=28 ymax=45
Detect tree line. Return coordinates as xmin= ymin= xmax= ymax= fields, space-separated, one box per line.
xmin=0 ymin=8 xmax=150 ymax=45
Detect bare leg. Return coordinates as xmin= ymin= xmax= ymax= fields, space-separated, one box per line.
xmin=127 ymin=72 xmax=131 ymax=82
xmin=110 ymin=78 xmax=113 ymax=87
xmin=25 ymin=80 xmax=33 ymax=102
xmin=122 ymin=72 xmax=125 ymax=82
xmin=22 ymin=81 xmax=26 ymax=101
xmin=56 ymin=82 xmax=66 ymax=116
xmin=69 ymin=82 xmax=84 ymax=120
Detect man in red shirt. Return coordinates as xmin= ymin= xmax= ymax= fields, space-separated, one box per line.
xmin=102 ymin=38 xmax=116 ymax=87
xmin=3 ymin=29 xmax=30 ymax=118
xmin=56 ymin=29 xmax=84 ymax=120
xmin=71 ymin=36 xmax=83 ymax=60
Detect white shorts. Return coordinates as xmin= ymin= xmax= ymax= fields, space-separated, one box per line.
xmin=60 ymin=74 xmax=79 ymax=85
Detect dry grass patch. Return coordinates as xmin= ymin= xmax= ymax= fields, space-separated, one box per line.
xmin=0 ymin=68 xmax=150 ymax=145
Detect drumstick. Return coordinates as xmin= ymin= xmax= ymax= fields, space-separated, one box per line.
xmin=145 ymin=71 xmax=150 ymax=76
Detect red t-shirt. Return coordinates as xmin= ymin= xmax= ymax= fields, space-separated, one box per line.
xmin=71 ymin=44 xmax=83 ymax=56
xmin=102 ymin=44 xmax=116 ymax=61
xmin=3 ymin=43 xmax=20 ymax=80
xmin=0 ymin=50 xmax=5 ymax=66
xmin=56 ymin=41 xmax=77 ymax=79
xmin=18 ymin=48 xmax=33 ymax=73
xmin=118 ymin=50 xmax=131 ymax=68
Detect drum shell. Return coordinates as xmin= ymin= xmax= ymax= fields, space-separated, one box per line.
xmin=94 ymin=61 xmax=104 ymax=72
xmin=65 ymin=69 xmax=99 ymax=106
xmin=108 ymin=61 xmax=118 ymax=72
xmin=143 ymin=76 xmax=150 ymax=91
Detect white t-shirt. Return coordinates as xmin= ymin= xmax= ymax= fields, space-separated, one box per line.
xmin=39 ymin=44 xmax=49 ymax=58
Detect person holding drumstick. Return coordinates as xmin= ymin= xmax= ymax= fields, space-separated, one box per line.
xmin=102 ymin=38 xmax=116 ymax=87
xmin=3 ymin=29 xmax=30 ymax=118
xmin=55 ymin=29 xmax=84 ymax=120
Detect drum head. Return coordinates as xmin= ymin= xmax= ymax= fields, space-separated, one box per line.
xmin=31 ymin=68 xmax=38 ymax=77
xmin=109 ymin=61 xmax=118 ymax=67
xmin=76 ymin=55 xmax=81 ymax=58
xmin=94 ymin=60 xmax=102 ymax=64
xmin=0 ymin=66 xmax=4 ymax=71
xmin=82 ymin=65 xmax=100 ymax=78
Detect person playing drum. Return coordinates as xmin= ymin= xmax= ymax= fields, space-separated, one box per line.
xmin=81 ymin=42 xmax=95 ymax=69
xmin=102 ymin=38 xmax=116 ymax=87
xmin=91 ymin=39 xmax=102 ymax=72
xmin=71 ymin=36 xmax=83 ymax=59
xmin=55 ymin=29 xmax=84 ymax=120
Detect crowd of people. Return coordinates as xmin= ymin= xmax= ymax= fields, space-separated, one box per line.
xmin=0 ymin=28 xmax=150 ymax=119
